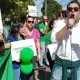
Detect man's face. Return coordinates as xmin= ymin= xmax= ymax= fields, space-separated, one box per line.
xmin=67 ymin=3 xmax=80 ymax=20
xmin=43 ymin=16 xmax=48 ymax=22
xmin=26 ymin=17 xmax=34 ymax=29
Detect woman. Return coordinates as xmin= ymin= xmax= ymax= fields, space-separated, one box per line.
xmin=7 ymin=23 xmax=24 ymax=80
xmin=20 ymin=16 xmax=41 ymax=80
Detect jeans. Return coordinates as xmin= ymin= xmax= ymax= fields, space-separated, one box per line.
xmin=20 ymin=71 xmax=29 ymax=80
xmin=39 ymin=42 xmax=45 ymax=66
xmin=13 ymin=67 xmax=20 ymax=80
xmin=50 ymin=65 xmax=80 ymax=80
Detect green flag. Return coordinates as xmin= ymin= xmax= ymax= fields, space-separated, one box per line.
xmin=0 ymin=49 xmax=14 ymax=80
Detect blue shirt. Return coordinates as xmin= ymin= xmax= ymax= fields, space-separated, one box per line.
xmin=7 ymin=34 xmax=23 ymax=69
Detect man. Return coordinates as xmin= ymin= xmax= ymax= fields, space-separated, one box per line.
xmin=50 ymin=1 xmax=80 ymax=80
xmin=39 ymin=15 xmax=49 ymax=66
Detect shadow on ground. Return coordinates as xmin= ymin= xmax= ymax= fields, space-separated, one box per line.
xmin=37 ymin=68 xmax=51 ymax=80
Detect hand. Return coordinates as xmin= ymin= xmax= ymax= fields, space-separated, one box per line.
xmin=67 ymin=18 xmax=75 ymax=28
xmin=20 ymin=28 xmax=27 ymax=37
xmin=36 ymin=54 xmax=40 ymax=61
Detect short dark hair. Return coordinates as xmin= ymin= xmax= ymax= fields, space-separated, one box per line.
xmin=10 ymin=23 xmax=23 ymax=35
xmin=26 ymin=16 xmax=34 ymax=22
xmin=67 ymin=1 xmax=80 ymax=9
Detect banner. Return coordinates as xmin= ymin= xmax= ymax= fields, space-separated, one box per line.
xmin=0 ymin=49 xmax=14 ymax=80
xmin=11 ymin=39 xmax=37 ymax=61
xmin=28 ymin=5 xmax=37 ymax=17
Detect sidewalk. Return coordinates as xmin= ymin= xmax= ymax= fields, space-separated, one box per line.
xmin=30 ymin=65 xmax=51 ymax=80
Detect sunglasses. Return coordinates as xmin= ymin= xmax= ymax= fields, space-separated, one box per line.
xmin=67 ymin=7 xmax=79 ymax=12
xmin=44 ymin=19 xmax=48 ymax=22
xmin=27 ymin=20 xmax=34 ymax=24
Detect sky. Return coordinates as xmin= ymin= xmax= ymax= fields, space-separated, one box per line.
xmin=35 ymin=0 xmax=44 ymax=16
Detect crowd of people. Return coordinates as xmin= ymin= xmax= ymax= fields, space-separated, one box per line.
xmin=0 ymin=1 xmax=80 ymax=80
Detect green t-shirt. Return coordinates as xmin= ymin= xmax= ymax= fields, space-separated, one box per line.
xmin=39 ymin=22 xmax=48 ymax=42
xmin=45 ymin=31 xmax=52 ymax=46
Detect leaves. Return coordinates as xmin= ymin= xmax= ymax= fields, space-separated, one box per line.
xmin=41 ymin=0 xmax=62 ymax=19
xmin=0 ymin=0 xmax=34 ymax=20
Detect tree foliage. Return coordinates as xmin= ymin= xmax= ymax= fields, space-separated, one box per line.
xmin=41 ymin=0 xmax=62 ymax=19
xmin=0 ymin=0 xmax=34 ymax=20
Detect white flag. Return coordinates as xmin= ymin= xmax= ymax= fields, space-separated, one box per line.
xmin=0 ymin=9 xmax=3 ymax=33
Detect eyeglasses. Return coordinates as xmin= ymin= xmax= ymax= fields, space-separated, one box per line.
xmin=44 ymin=19 xmax=48 ymax=22
xmin=67 ymin=7 xmax=79 ymax=12
xmin=27 ymin=20 xmax=34 ymax=24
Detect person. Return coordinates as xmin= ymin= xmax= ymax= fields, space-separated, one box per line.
xmin=45 ymin=18 xmax=55 ymax=69
xmin=20 ymin=16 xmax=41 ymax=80
xmin=50 ymin=1 xmax=80 ymax=80
xmin=3 ymin=19 xmax=11 ymax=39
xmin=7 ymin=23 xmax=24 ymax=80
xmin=45 ymin=18 xmax=55 ymax=46
xmin=0 ymin=33 xmax=11 ymax=52
xmin=22 ymin=16 xmax=41 ymax=63
xmin=39 ymin=15 xmax=49 ymax=66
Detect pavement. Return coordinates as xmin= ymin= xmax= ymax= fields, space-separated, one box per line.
xmin=30 ymin=52 xmax=52 ymax=80
xmin=30 ymin=65 xmax=51 ymax=80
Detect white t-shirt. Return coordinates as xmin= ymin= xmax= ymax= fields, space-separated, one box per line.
xmin=51 ymin=19 xmax=80 ymax=61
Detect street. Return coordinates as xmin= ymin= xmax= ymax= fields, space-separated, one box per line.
xmin=30 ymin=65 xmax=51 ymax=80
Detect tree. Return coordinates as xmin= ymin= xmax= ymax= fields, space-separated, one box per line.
xmin=0 ymin=0 xmax=35 ymax=20
xmin=0 ymin=0 xmax=10 ymax=14
xmin=41 ymin=0 xmax=62 ymax=19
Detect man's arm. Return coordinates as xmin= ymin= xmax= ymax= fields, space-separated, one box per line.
xmin=55 ymin=18 xmax=75 ymax=41
xmin=56 ymin=25 xmax=69 ymax=41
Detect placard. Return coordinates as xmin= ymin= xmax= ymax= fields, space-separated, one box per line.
xmin=11 ymin=39 xmax=37 ymax=61
xmin=28 ymin=5 xmax=37 ymax=17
